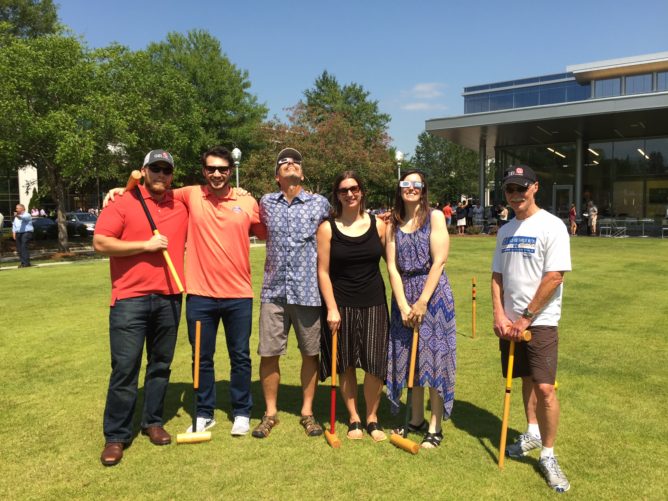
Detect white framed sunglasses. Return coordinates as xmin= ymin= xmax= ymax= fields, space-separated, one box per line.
xmin=399 ymin=180 xmax=424 ymax=189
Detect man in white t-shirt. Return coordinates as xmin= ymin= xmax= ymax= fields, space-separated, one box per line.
xmin=491 ymin=165 xmax=572 ymax=493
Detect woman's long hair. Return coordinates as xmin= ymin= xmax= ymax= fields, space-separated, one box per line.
xmin=391 ymin=170 xmax=430 ymax=229
xmin=330 ymin=170 xmax=366 ymax=218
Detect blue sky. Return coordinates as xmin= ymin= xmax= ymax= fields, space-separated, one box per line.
xmin=58 ymin=0 xmax=668 ymax=156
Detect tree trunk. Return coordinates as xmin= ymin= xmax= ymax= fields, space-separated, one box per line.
xmin=45 ymin=163 xmax=69 ymax=252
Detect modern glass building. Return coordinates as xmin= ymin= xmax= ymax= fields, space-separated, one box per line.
xmin=426 ymin=52 xmax=668 ymax=231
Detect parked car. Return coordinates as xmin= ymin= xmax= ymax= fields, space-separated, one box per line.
xmin=66 ymin=212 xmax=97 ymax=237
xmin=31 ymin=217 xmax=59 ymax=240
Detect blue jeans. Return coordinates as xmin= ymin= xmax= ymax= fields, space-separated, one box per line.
xmin=16 ymin=231 xmax=32 ymax=266
xmin=103 ymin=294 xmax=181 ymax=443
xmin=186 ymin=295 xmax=253 ymax=419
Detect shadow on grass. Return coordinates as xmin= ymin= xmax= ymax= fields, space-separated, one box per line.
xmin=449 ymin=399 xmax=524 ymax=464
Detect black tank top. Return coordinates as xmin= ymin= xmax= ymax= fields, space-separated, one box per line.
xmin=329 ymin=214 xmax=386 ymax=307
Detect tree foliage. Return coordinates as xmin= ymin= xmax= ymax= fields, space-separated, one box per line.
xmin=0 ymin=0 xmax=58 ymax=38
xmin=147 ymin=29 xmax=267 ymax=174
xmin=298 ymin=71 xmax=391 ymax=148
xmin=412 ymin=131 xmax=479 ymax=203
xmin=0 ymin=34 xmax=204 ymax=250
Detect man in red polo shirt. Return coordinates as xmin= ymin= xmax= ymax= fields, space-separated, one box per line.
xmin=94 ymin=149 xmax=188 ymax=466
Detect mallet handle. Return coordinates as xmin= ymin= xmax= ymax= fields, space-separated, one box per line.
xmin=498 ymin=330 xmax=531 ymax=469
xmin=194 ymin=321 xmax=201 ymax=390
xmin=329 ymin=328 xmax=338 ymax=434
xmin=133 ymin=185 xmax=185 ymax=293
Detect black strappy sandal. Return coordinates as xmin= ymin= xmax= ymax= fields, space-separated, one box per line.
xmin=421 ymin=430 xmax=443 ymax=449
xmin=365 ymin=422 xmax=387 ymax=442
xmin=392 ymin=419 xmax=429 ymax=436
xmin=347 ymin=421 xmax=363 ymax=440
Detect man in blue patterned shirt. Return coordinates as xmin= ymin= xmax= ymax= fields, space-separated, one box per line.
xmin=252 ymin=148 xmax=330 ymax=439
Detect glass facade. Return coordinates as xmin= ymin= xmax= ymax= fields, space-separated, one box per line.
xmin=464 ymin=69 xmax=668 ymax=114
xmin=464 ymin=76 xmax=590 ymax=114
xmin=495 ymin=137 xmax=668 ymax=220
xmin=625 ymin=74 xmax=652 ymax=95
xmin=594 ymin=77 xmax=622 ymax=98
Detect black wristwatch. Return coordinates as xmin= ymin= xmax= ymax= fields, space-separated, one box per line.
xmin=521 ymin=307 xmax=535 ymax=320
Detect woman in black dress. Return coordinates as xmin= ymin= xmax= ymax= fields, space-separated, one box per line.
xmin=317 ymin=171 xmax=389 ymax=442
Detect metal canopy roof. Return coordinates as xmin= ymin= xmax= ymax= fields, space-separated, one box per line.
xmin=425 ymin=92 xmax=668 ymax=157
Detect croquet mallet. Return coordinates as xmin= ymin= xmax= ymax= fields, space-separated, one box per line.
xmin=324 ymin=328 xmax=341 ymax=448
xmin=390 ymin=325 xmax=421 ymax=455
xmin=125 ymin=170 xmax=184 ymax=293
xmin=176 ymin=320 xmax=212 ymax=444
xmin=498 ymin=329 xmax=532 ymax=469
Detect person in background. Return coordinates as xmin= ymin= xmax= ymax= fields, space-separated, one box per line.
xmin=317 ymin=171 xmax=389 ymax=442
xmin=12 ymin=204 xmax=33 ymax=268
xmin=568 ymin=203 xmax=577 ymax=236
xmin=386 ymin=171 xmax=456 ymax=449
xmin=442 ymin=201 xmax=453 ymax=227
xmin=455 ymin=201 xmax=467 ymax=235
xmin=587 ymin=201 xmax=598 ymax=236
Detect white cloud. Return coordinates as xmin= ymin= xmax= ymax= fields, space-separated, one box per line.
xmin=410 ymin=82 xmax=445 ymax=99
xmin=401 ymin=102 xmax=448 ymax=111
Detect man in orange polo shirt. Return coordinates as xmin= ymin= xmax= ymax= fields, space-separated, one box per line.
xmin=173 ymin=146 xmax=266 ymax=437
xmin=94 ymin=149 xmax=188 ymax=466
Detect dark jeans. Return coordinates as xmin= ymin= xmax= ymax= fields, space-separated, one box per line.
xmin=16 ymin=232 xmax=32 ymax=266
xmin=186 ymin=295 xmax=253 ymax=419
xmin=103 ymin=294 xmax=181 ymax=443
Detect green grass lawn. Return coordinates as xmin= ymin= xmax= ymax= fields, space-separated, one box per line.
xmin=1 ymin=237 xmax=667 ymax=499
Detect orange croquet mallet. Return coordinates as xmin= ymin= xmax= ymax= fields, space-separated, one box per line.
xmin=390 ymin=326 xmax=421 ymax=455
xmin=498 ymin=329 xmax=532 ymax=469
xmin=126 ymin=170 xmax=184 ymax=293
xmin=177 ymin=321 xmax=212 ymax=444
xmin=472 ymin=276 xmax=477 ymax=338
xmin=324 ymin=328 xmax=342 ymax=449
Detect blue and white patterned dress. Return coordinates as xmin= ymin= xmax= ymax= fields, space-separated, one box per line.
xmin=386 ymin=213 xmax=457 ymax=418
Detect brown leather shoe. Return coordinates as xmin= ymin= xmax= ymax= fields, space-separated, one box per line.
xmin=141 ymin=425 xmax=171 ymax=445
xmin=100 ymin=442 xmax=124 ymax=466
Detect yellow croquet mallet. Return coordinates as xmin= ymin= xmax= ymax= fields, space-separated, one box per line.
xmin=498 ymin=329 xmax=532 ymax=469
xmin=324 ymin=328 xmax=341 ymax=448
xmin=390 ymin=326 xmax=421 ymax=455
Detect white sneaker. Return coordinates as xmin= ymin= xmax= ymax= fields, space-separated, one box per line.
xmin=505 ymin=432 xmax=542 ymax=458
xmin=539 ymin=455 xmax=571 ymax=493
xmin=231 ymin=416 xmax=250 ymax=436
xmin=186 ymin=417 xmax=216 ymax=433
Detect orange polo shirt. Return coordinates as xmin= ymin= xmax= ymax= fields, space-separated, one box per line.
xmin=174 ymin=185 xmax=266 ymax=298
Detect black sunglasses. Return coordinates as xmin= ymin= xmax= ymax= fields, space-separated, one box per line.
xmin=505 ymin=185 xmax=529 ymax=194
xmin=337 ymin=185 xmax=361 ymax=195
xmin=148 ymin=165 xmax=173 ymax=175
xmin=204 ymin=165 xmax=231 ymax=174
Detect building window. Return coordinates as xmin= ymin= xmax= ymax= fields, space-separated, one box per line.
xmin=625 ymin=74 xmax=652 ymax=95
xmin=594 ymin=78 xmax=621 ymax=98
xmin=657 ymin=72 xmax=668 ymax=92
xmin=464 ymin=95 xmax=490 ymax=114
xmin=489 ymin=91 xmax=514 ymax=111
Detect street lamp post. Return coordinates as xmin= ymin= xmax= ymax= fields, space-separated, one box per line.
xmin=231 ymin=147 xmax=242 ymax=188
xmin=395 ymin=150 xmax=404 ymax=180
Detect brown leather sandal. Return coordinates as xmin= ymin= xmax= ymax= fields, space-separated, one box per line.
xmin=251 ymin=414 xmax=279 ymax=438
xmin=299 ymin=415 xmax=323 ymax=437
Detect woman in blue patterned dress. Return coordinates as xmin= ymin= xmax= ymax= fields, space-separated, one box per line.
xmin=386 ymin=170 xmax=456 ymax=449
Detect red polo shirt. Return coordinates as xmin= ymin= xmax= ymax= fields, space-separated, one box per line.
xmin=174 ymin=185 xmax=266 ymax=299
xmin=95 ymin=185 xmax=188 ymax=305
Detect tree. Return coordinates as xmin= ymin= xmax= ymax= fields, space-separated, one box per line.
xmin=0 ymin=35 xmax=204 ymax=250
xmin=147 ymin=29 xmax=267 ymax=174
xmin=412 ymin=131 xmax=479 ymax=204
xmin=299 ymin=71 xmax=391 ymax=147
xmin=0 ymin=0 xmax=58 ymax=38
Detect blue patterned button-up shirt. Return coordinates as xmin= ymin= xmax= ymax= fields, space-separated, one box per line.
xmin=259 ymin=189 xmax=330 ymax=306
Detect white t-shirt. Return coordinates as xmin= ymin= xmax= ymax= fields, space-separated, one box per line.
xmin=492 ymin=209 xmax=571 ymax=326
